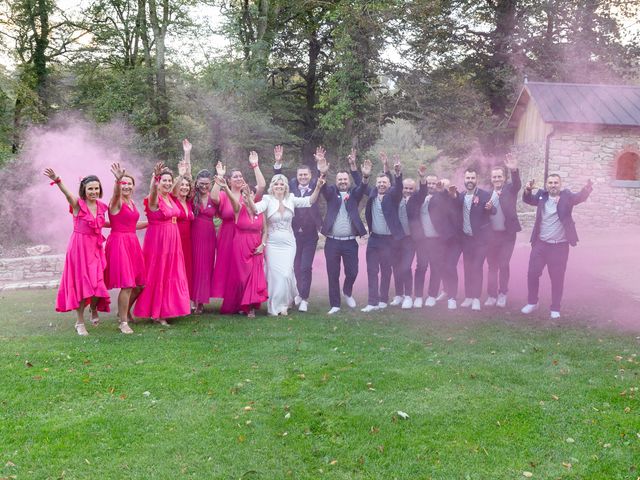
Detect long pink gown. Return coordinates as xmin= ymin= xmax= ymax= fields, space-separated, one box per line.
xmin=56 ymin=199 xmax=110 ymax=313
xmin=190 ymin=195 xmax=217 ymax=304
xmin=174 ymin=195 xmax=194 ymax=296
xmin=212 ymin=190 xmax=236 ymax=298
xmin=220 ymin=206 xmax=268 ymax=314
xmin=104 ymin=201 xmax=145 ymax=289
xmin=133 ymin=196 xmax=190 ymax=319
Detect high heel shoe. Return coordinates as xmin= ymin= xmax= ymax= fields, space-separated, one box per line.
xmin=153 ymin=318 xmax=170 ymax=326
xmin=75 ymin=323 xmax=89 ymax=336
xmin=119 ymin=322 xmax=134 ymax=334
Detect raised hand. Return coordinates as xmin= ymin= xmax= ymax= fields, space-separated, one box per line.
xmin=347 ymin=148 xmax=357 ymax=169
xmin=316 ymin=175 xmax=327 ymax=189
xmin=525 ymin=179 xmax=535 ymax=191
xmin=439 ymin=178 xmax=450 ymax=191
xmin=393 ymin=154 xmax=401 ymax=175
xmin=504 ymin=152 xmax=518 ymax=170
xmin=182 ymin=139 xmax=192 ymax=154
xmin=110 ymin=162 xmax=126 ymax=180
xmin=153 ymin=162 xmax=165 ymax=177
xmin=215 ymin=161 xmax=226 ymax=177
xmin=313 ymin=146 xmax=326 ymax=164
xmin=249 ymin=151 xmax=259 ymax=167
xmin=317 ymin=154 xmax=330 ymax=175
xmin=361 ymin=158 xmax=373 ymax=177
xmin=214 ymin=175 xmax=228 ymax=189
xmin=448 ymin=184 xmax=458 ymax=197
xmin=379 ymin=152 xmax=389 ymax=172
xmin=418 ymin=164 xmax=427 ymax=178
xmin=585 ymin=178 xmax=594 ymax=191
xmin=274 ymin=145 xmax=284 ymax=164
xmin=43 ymin=167 xmax=58 ymax=181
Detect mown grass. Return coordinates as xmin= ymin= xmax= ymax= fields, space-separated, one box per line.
xmin=0 ymin=289 xmax=638 ymax=479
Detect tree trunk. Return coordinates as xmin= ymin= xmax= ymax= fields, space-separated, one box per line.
xmin=301 ymin=25 xmax=320 ymax=166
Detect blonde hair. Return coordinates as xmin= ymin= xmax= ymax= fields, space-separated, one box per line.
xmin=268 ymin=174 xmax=290 ymax=197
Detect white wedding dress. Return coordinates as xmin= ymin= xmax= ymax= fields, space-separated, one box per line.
xmin=253 ymin=194 xmax=312 ymax=315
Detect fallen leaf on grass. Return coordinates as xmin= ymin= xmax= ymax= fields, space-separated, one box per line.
xmin=25 ymin=361 xmax=33 ymax=368
xmin=566 ymin=438 xmax=575 ymax=443
xmin=522 ymin=472 xmax=533 ymax=478
xmin=603 ymin=443 xmax=611 ymax=448
xmin=5 ymin=461 xmax=16 ymax=467
xmin=244 ymin=406 xmax=253 ymax=411
xmin=329 ymin=460 xmax=337 ymax=465
xmin=284 ymin=412 xmax=291 ymax=419
xmin=562 ymin=462 xmax=572 ymax=469
xmin=551 ymin=395 xmax=559 ymax=401
xmin=624 ymin=407 xmax=631 ymax=413
xmin=370 ymin=426 xmax=379 ymax=434
xmin=396 ymin=411 xmax=409 ymax=420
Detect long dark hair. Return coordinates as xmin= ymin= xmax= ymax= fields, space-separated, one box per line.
xmin=193 ymin=169 xmax=213 ymax=216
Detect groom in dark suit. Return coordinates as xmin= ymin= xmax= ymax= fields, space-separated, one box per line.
xmin=273 ymin=145 xmax=323 ymax=312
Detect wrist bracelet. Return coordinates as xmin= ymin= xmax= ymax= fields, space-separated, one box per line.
xmin=250 ymin=164 xmax=259 ymax=169
xmin=49 ymin=177 xmax=61 ymax=186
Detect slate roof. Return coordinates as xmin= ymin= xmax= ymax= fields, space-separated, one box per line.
xmin=508 ymin=81 xmax=640 ymax=128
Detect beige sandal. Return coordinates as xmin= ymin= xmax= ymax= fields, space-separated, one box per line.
xmin=119 ymin=322 xmax=134 ymax=334
xmin=75 ymin=323 xmax=89 ymax=336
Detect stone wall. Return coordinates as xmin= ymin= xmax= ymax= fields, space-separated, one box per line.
xmin=0 ymin=254 xmax=64 ymax=290
xmin=512 ymin=126 xmax=640 ymax=226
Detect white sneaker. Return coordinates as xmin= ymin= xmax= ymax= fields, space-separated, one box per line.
xmin=343 ymin=294 xmax=356 ymax=308
xmin=496 ymin=293 xmax=507 ymax=308
xmin=390 ymin=295 xmax=403 ymax=306
xmin=424 ymin=296 xmax=437 ymax=307
xmin=377 ymin=302 xmax=388 ymax=309
xmin=401 ymin=296 xmax=413 ymax=309
xmin=471 ymin=298 xmax=481 ymax=311
xmin=436 ymin=291 xmax=447 ymax=302
xmin=447 ymin=298 xmax=457 ymax=310
xmin=361 ymin=304 xmax=379 ymax=313
xmin=298 ymin=300 xmax=308 ymax=312
xmin=460 ymin=298 xmax=473 ymax=308
xmin=294 ymin=295 xmax=302 ymax=306
xmin=521 ymin=303 xmax=539 ymax=314
xmin=550 ymin=310 xmax=561 ymax=319
xmin=327 ymin=307 xmax=341 ymax=315
xmin=484 ymin=296 xmax=497 ymax=307
xmin=413 ymin=297 xmax=423 ymax=308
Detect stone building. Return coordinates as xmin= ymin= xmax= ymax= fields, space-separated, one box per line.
xmin=507 ymin=81 xmax=640 ymax=226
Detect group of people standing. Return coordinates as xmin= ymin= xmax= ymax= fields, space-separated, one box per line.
xmin=46 ymin=141 xmax=593 ymax=336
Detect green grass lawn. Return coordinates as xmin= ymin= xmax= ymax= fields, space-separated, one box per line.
xmin=0 ymin=290 xmax=638 ymax=479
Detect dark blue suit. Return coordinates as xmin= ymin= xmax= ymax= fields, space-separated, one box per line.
xmin=321 ymin=169 xmax=367 ymax=308
xmin=407 ymin=184 xmax=453 ymax=298
xmin=364 ymin=174 xmax=403 ymax=305
xmin=486 ymin=169 xmax=522 ymax=297
xmin=523 ymin=184 xmax=592 ymax=310
xmin=448 ymin=187 xmax=495 ymax=299
xmin=273 ymin=166 xmax=322 ymax=300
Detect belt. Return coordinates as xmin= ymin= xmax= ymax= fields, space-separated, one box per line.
xmin=326 ymin=235 xmax=356 ymax=241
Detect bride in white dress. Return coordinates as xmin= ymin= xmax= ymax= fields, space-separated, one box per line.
xmin=244 ymin=173 xmax=325 ymax=315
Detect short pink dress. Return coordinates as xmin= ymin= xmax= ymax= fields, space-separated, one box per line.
xmin=220 ymin=206 xmax=268 ymax=314
xmin=212 ymin=191 xmax=237 ymax=298
xmin=133 ymin=196 xmax=190 ymax=319
xmin=104 ymin=201 xmax=145 ymax=289
xmin=191 ymin=195 xmax=217 ymax=304
xmin=174 ymin=196 xmax=194 ymax=296
xmin=56 ymin=199 xmax=110 ymax=313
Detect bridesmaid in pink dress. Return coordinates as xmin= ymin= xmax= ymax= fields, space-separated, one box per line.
xmin=219 ymin=182 xmax=268 ymax=317
xmin=133 ymin=162 xmax=190 ymax=324
xmin=104 ymin=162 xmax=146 ymax=334
xmin=211 ymin=151 xmax=266 ymax=299
xmin=171 ymin=151 xmax=195 ymax=302
xmin=43 ymin=168 xmax=110 ymax=336
xmin=190 ymin=169 xmax=216 ymax=314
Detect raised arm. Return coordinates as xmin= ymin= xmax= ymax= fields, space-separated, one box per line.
xmin=389 ymin=157 xmax=403 ymax=200
xmin=249 ymin=151 xmax=266 ymax=199
xmin=572 ymin=179 xmax=593 ymax=205
xmin=216 ymin=176 xmax=240 ymax=215
xmin=522 ymin=179 xmax=540 ymax=206
xmin=148 ymin=162 xmax=165 ymax=210
xmin=172 ymin=159 xmax=190 ymax=196
xmin=504 ymin=153 xmax=521 ymax=193
xmin=109 ymin=162 xmax=126 ymax=213
xmin=273 ymin=145 xmax=284 ymax=174
xmin=210 ymin=162 xmax=226 ymax=205
xmin=43 ymin=168 xmax=79 ymax=212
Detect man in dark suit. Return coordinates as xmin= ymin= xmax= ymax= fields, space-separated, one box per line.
xmin=361 ymin=159 xmax=404 ymax=312
xmin=521 ymin=174 xmax=593 ymax=319
xmin=316 ymin=151 xmax=370 ymax=314
xmin=273 ymin=145 xmax=324 ymax=312
xmin=447 ymin=167 xmax=495 ymax=311
xmin=484 ymin=153 xmax=522 ymax=308
xmin=407 ymin=167 xmax=456 ymax=308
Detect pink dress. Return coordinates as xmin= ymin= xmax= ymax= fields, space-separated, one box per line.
xmin=212 ymin=191 xmax=237 ymax=298
xmin=133 ymin=196 xmax=190 ymax=319
xmin=174 ymin=195 xmax=194 ymax=296
xmin=104 ymin=201 xmax=145 ymax=289
xmin=220 ymin=206 xmax=268 ymax=314
xmin=56 ymin=199 xmax=110 ymax=313
xmin=190 ymin=195 xmax=217 ymax=304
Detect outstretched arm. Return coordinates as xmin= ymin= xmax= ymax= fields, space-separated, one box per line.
xmin=210 ymin=162 xmax=226 ymax=205
xmin=249 ymin=151 xmax=266 ymax=199
xmin=43 ymin=168 xmax=79 ymax=212
xmin=572 ymin=179 xmax=593 ymax=205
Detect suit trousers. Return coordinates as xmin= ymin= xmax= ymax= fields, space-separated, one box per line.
xmin=414 ymin=237 xmax=445 ymax=298
xmin=366 ymin=233 xmax=393 ymax=305
xmin=527 ymin=240 xmax=570 ymax=311
xmin=324 ymin=237 xmax=359 ymax=308
xmin=486 ymin=230 xmax=517 ymax=297
xmin=392 ymin=236 xmax=415 ymax=297
xmin=294 ymin=232 xmax=318 ymax=300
